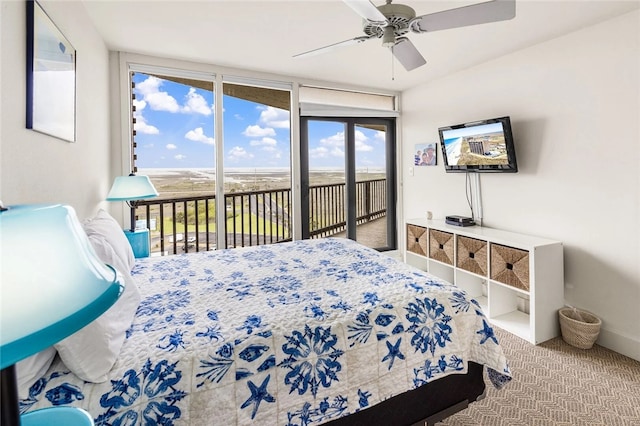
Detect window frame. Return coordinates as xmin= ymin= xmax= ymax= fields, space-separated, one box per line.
xmin=116 ymin=53 xmax=400 ymax=250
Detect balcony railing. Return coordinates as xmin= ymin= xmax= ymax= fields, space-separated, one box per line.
xmin=135 ymin=178 xmax=386 ymax=255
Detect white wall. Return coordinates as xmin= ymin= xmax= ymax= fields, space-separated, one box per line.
xmin=0 ymin=0 xmax=112 ymax=219
xmin=401 ymin=10 xmax=639 ymax=360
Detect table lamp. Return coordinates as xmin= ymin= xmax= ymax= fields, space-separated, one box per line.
xmin=106 ymin=173 xmax=158 ymax=232
xmin=0 ymin=203 xmax=124 ymax=425
xmin=106 ymin=174 xmax=158 ymax=258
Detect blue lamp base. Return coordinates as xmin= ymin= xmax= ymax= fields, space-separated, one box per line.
xmin=124 ymin=229 xmax=150 ymax=258
xmin=22 ymin=407 xmax=94 ymax=426
xmin=1 ymin=365 xmax=93 ymax=426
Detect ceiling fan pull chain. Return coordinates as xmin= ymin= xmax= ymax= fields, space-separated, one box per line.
xmin=391 ymin=46 xmax=395 ymax=81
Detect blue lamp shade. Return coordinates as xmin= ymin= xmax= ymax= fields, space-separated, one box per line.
xmin=0 ymin=204 xmax=124 ymax=369
xmin=106 ymin=175 xmax=158 ymax=201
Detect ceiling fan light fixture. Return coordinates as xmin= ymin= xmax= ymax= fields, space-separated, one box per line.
xmin=381 ymin=26 xmax=395 ymax=48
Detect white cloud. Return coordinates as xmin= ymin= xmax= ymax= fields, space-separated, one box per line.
xmin=136 ymin=76 xmax=180 ymax=112
xmin=174 ymin=154 xmax=186 ymax=160
xmin=182 ymin=88 xmax=213 ymax=116
xmin=319 ymin=130 xmax=372 ymax=152
xmin=331 ymin=147 xmax=345 ymax=157
xmin=310 ymin=146 xmax=329 ymax=158
xmin=243 ymin=125 xmax=276 ymax=138
xmin=320 ymin=130 xmax=373 ymax=155
xmin=312 ymin=132 xmax=347 ymax=158
xmin=132 ymin=99 xmax=159 ymax=135
xmin=133 ymin=98 xmax=146 ymax=112
xmin=355 ymin=141 xmax=373 ymax=152
xmin=315 ymin=130 xmax=373 ymax=156
xmin=355 ymin=130 xmax=373 ymax=152
xmin=320 ymin=132 xmax=345 ymax=148
xmin=135 ymin=76 xmax=213 ymax=116
xmin=259 ymin=106 xmax=290 ymax=129
xmin=249 ymin=137 xmax=277 ymax=147
xmin=134 ymin=119 xmax=159 ymax=135
xmin=185 ymin=127 xmax=215 ymax=145
xmin=311 ymin=147 xmax=343 ymax=158
xmin=228 ymin=146 xmax=254 ymax=161
xmin=166 ymin=143 xmax=177 ymax=150
xmin=133 ymin=118 xmax=160 ymax=135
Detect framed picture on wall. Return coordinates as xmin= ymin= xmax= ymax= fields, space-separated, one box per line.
xmin=414 ymin=143 xmax=437 ymax=166
xmin=26 ymin=0 xmax=76 ymax=142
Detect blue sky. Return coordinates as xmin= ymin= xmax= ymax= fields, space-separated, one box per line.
xmin=132 ymin=73 xmax=386 ymax=170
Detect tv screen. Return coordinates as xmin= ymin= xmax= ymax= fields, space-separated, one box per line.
xmin=438 ymin=116 xmax=518 ymax=173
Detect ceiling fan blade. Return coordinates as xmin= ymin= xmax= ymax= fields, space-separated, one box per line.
xmin=343 ymin=0 xmax=388 ymax=23
xmin=392 ymin=37 xmax=427 ymax=71
xmin=411 ymin=0 xmax=515 ymax=33
xmin=293 ymin=36 xmax=373 ymax=58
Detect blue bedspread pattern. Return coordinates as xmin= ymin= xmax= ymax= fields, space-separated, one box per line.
xmin=21 ymin=238 xmax=511 ymax=425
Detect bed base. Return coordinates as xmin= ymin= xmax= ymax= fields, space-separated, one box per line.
xmin=326 ymin=362 xmax=485 ymax=426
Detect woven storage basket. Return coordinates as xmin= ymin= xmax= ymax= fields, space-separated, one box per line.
xmin=558 ymin=307 xmax=601 ymax=349
xmin=429 ymin=229 xmax=454 ymax=265
xmin=406 ymin=225 xmax=428 ymax=256
xmin=490 ymin=244 xmax=530 ymax=291
xmin=457 ymin=235 xmax=487 ymax=275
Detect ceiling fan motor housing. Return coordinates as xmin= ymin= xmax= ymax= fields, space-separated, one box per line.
xmin=362 ymin=2 xmax=416 ymax=39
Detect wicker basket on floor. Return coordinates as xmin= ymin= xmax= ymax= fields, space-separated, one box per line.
xmin=558 ymin=307 xmax=601 ymax=349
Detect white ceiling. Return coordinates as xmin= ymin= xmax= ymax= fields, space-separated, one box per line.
xmin=81 ymin=0 xmax=639 ymax=92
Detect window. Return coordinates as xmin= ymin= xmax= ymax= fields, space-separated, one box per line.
xmin=124 ymin=61 xmax=398 ymax=255
xmin=221 ymin=79 xmax=292 ymax=248
xmin=127 ymin=66 xmax=294 ymax=254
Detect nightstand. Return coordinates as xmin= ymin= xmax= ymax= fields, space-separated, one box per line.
xmin=124 ymin=228 xmax=150 ymax=258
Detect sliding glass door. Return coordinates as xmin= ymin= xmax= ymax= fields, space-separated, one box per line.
xmin=301 ymin=117 xmax=396 ymax=251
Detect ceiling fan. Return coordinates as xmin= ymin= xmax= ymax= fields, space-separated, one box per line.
xmin=294 ymin=0 xmax=516 ymax=71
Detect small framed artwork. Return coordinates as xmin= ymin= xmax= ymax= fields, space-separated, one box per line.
xmin=414 ymin=143 xmax=437 ymax=166
xmin=26 ymin=0 xmax=76 ymax=142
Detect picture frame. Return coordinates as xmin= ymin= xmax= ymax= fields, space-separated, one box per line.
xmin=414 ymin=143 xmax=437 ymax=166
xmin=26 ymin=0 xmax=76 ymax=142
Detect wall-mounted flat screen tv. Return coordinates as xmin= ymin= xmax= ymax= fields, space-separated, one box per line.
xmin=438 ymin=116 xmax=518 ymax=173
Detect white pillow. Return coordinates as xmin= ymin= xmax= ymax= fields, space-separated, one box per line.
xmin=16 ymin=347 xmax=57 ymax=399
xmin=54 ymin=227 xmax=141 ymax=382
xmin=82 ymin=209 xmax=135 ymax=272
xmin=54 ymin=273 xmax=140 ymax=382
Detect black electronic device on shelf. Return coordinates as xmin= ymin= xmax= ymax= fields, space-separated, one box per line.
xmin=445 ymin=215 xmax=476 ymax=227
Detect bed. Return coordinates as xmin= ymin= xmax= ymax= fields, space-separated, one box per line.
xmin=18 ymin=215 xmax=511 ymax=425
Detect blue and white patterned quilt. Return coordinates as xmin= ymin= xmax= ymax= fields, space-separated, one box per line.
xmin=20 ymin=238 xmax=511 ymax=425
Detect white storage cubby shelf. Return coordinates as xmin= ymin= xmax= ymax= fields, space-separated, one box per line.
xmin=405 ymin=218 xmax=564 ymax=345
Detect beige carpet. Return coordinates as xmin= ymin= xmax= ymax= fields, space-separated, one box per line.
xmin=438 ymin=328 xmax=640 ymax=426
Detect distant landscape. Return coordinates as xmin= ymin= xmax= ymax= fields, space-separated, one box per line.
xmin=140 ymin=167 xmax=387 ymax=198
